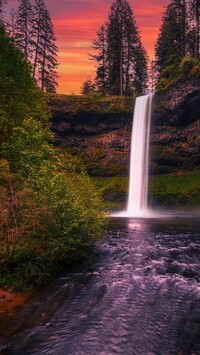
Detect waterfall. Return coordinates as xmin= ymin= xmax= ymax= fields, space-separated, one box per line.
xmin=112 ymin=93 xmax=153 ymax=218
xmin=127 ymin=93 xmax=153 ymax=216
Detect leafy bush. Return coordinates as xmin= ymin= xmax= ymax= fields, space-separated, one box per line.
xmin=156 ymin=56 xmax=200 ymax=91
xmin=0 ymin=25 xmax=49 ymax=156
xmin=0 ymin=27 xmax=107 ymax=290
xmin=156 ymin=64 xmax=180 ymax=90
xmin=179 ymin=57 xmax=200 ymax=76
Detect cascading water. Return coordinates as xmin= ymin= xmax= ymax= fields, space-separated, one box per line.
xmin=127 ymin=93 xmax=153 ymax=216
xmin=113 ymin=93 xmax=154 ymax=218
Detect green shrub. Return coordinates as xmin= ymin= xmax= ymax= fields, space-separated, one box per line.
xmin=179 ymin=57 xmax=200 ymax=76
xmin=156 ymin=64 xmax=181 ymax=90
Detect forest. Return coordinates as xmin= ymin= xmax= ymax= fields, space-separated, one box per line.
xmin=0 ymin=0 xmax=200 ymax=292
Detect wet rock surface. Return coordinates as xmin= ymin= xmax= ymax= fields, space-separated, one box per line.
xmin=152 ymin=72 xmax=200 ymax=174
xmin=50 ymin=75 xmax=200 ymax=176
xmin=1 ymin=217 xmax=200 ymax=355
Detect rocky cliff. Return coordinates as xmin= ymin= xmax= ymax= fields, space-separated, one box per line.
xmin=48 ymin=96 xmax=133 ymax=176
xmin=49 ymin=73 xmax=200 ymax=176
xmin=152 ymin=71 xmax=200 ymax=174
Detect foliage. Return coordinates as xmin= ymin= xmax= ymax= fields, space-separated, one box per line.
xmin=32 ymin=0 xmax=58 ymax=92
xmin=93 ymin=176 xmax=128 ymax=210
xmin=179 ymin=57 xmax=200 ymax=76
xmin=1 ymin=117 xmax=106 ymax=269
xmin=149 ymin=173 xmax=200 ymax=207
xmin=93 ymin=174 xmax=200 ymax=211
xmin=3 ymin=118 xmax=54 ymax=177
xmin=3 ymin=0 xmax=58 ymax=91
xmin=80 ymin=77 xmax=96 ymax=95
xmin=15 ymin=0 xmax=34 ymax=60
xmin=0 ymin=29 xmax=106 ymax=290
xmin=155 ymin=0 xmax=187 ymax=73
xmin=45 ymin=93 xmax=133 ymax=114
xmin=90 ymin=0 xmax=148 ymax=96
xmin=0 ymin=24 xmax=49 ymax=153
xmin=156 ymin=57 xmax=200 ymax=91
xmin=155 ymin=0 xmax=200 ymax=81
xmin=90 ymin=24 xmax=108 ymax=95
xmin=156 ymin=64 xmax=181 ymax=90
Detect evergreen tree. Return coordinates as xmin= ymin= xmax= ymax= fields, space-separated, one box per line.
xmin=106 ymin=0 xmax=148 ymax=96
xmin=80 ymin=77 xmax=96 ymax=95
xmin=90 ymin=24 xmax=108 ymax=94
xmin=148 ymin=60 xmax=158 ymax=91
xmin=90 ymin=0 xmax=148 ymax=96
xmin=32 ymin=0 xmax=58 ymax=91
xmin=155 ymin=0 xmax=187 ymax=73
xmin=188 ymin=0 xmax=200 ymax=57
xmin=0 ymin=24 xmax=48 ymax=153
xmin=15 ymin=0 xmax=34 ymax=60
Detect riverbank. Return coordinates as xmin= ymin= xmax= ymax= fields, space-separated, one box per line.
xmin=0 ymin=289 xmax=30 ymax=317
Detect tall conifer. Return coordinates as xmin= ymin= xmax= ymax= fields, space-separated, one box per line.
xmin=15 ymin=0 xmax=34 ymax=60
xmin=32 ymin=0 xmax=58 ymax=91
xmin=90 ymin=0 xmax=148 ymax=96
xmin=106 ymin=0 xmax=148 ymax=96
xmin=90 ymin=24 xmax=108 ymax=94
xmin=188 ymin=0 xmax=200 ymax=57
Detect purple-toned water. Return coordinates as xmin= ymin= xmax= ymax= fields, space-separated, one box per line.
xmin=0 ymin=217 xmax=200 ymax=355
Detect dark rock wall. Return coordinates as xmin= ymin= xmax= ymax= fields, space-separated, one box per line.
xmin=50 ymin=72 xmax=200 ymax=176
xmin=52 ymin=111 xmax=133 ymax=176
xmin=152 ymin=71 xmax=200 ymax=174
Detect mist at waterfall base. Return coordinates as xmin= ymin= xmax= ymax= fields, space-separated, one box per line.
xmin=113 ymin=93 xmax=157 ymax=218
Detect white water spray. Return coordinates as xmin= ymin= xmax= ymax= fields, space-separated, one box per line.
xmin=112 ymin=93 xmax=154 ymax=218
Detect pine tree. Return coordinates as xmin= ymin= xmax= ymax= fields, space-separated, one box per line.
xmin=188 ymin=0 xmax=200 ymax=57
xmin=32 ymin=0 xmax=58 ymax=92
xmin=0 ymin=24 xmax=48 ymax=151
xmin=90 ymin=0 xmax=148 ymax=96
xmin=32 ymin=0 xmax=46 ymax=79
xmin=155 ymin=0 xmax=187 ymax=73
xmin=106 ymin=0 xmax=148 ymax=96
xmin=148 ymin=60 xmax=158 ymax=92
xmin=15 ymin=0 xmax=34 ymax=61
xmin=80 ymin=77 xmax=96 ymax=95
xmin=90 ymin=24 xmax=108 ymax=94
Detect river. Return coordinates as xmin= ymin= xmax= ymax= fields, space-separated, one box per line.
xmin=0 ymin=216 xmax=200 ymax=354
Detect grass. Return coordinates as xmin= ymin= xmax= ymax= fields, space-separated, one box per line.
xmin=45 ymin=93 xmax=133 ymax=114
xmin=93 ymin=173 xmax=200 ymax=210
xmin=149 ymin=173 xmax=200 ymax=207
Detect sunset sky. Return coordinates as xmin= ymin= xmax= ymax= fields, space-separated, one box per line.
xmin=6 ymin=0 xmax=169 ymax=94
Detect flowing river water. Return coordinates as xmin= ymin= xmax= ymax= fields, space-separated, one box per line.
xmin=0 ymin=216 xmax=200 ymax=355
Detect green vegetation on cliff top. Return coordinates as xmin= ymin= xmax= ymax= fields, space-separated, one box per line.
xmin=45 ymin=93 xmax=133 ymax=114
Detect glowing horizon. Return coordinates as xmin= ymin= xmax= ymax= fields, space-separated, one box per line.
xmin=5 ymin=0 xmax=169 ymax=94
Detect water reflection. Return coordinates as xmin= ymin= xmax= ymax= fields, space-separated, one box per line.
xmin=109 ymin=213 xmax=200 ymax=234
xmin=128 ymin=221 xmax=143 ymax=230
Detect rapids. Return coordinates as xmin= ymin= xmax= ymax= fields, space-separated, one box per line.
xmin=0 ymin=217 xmax=200 ymax=355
